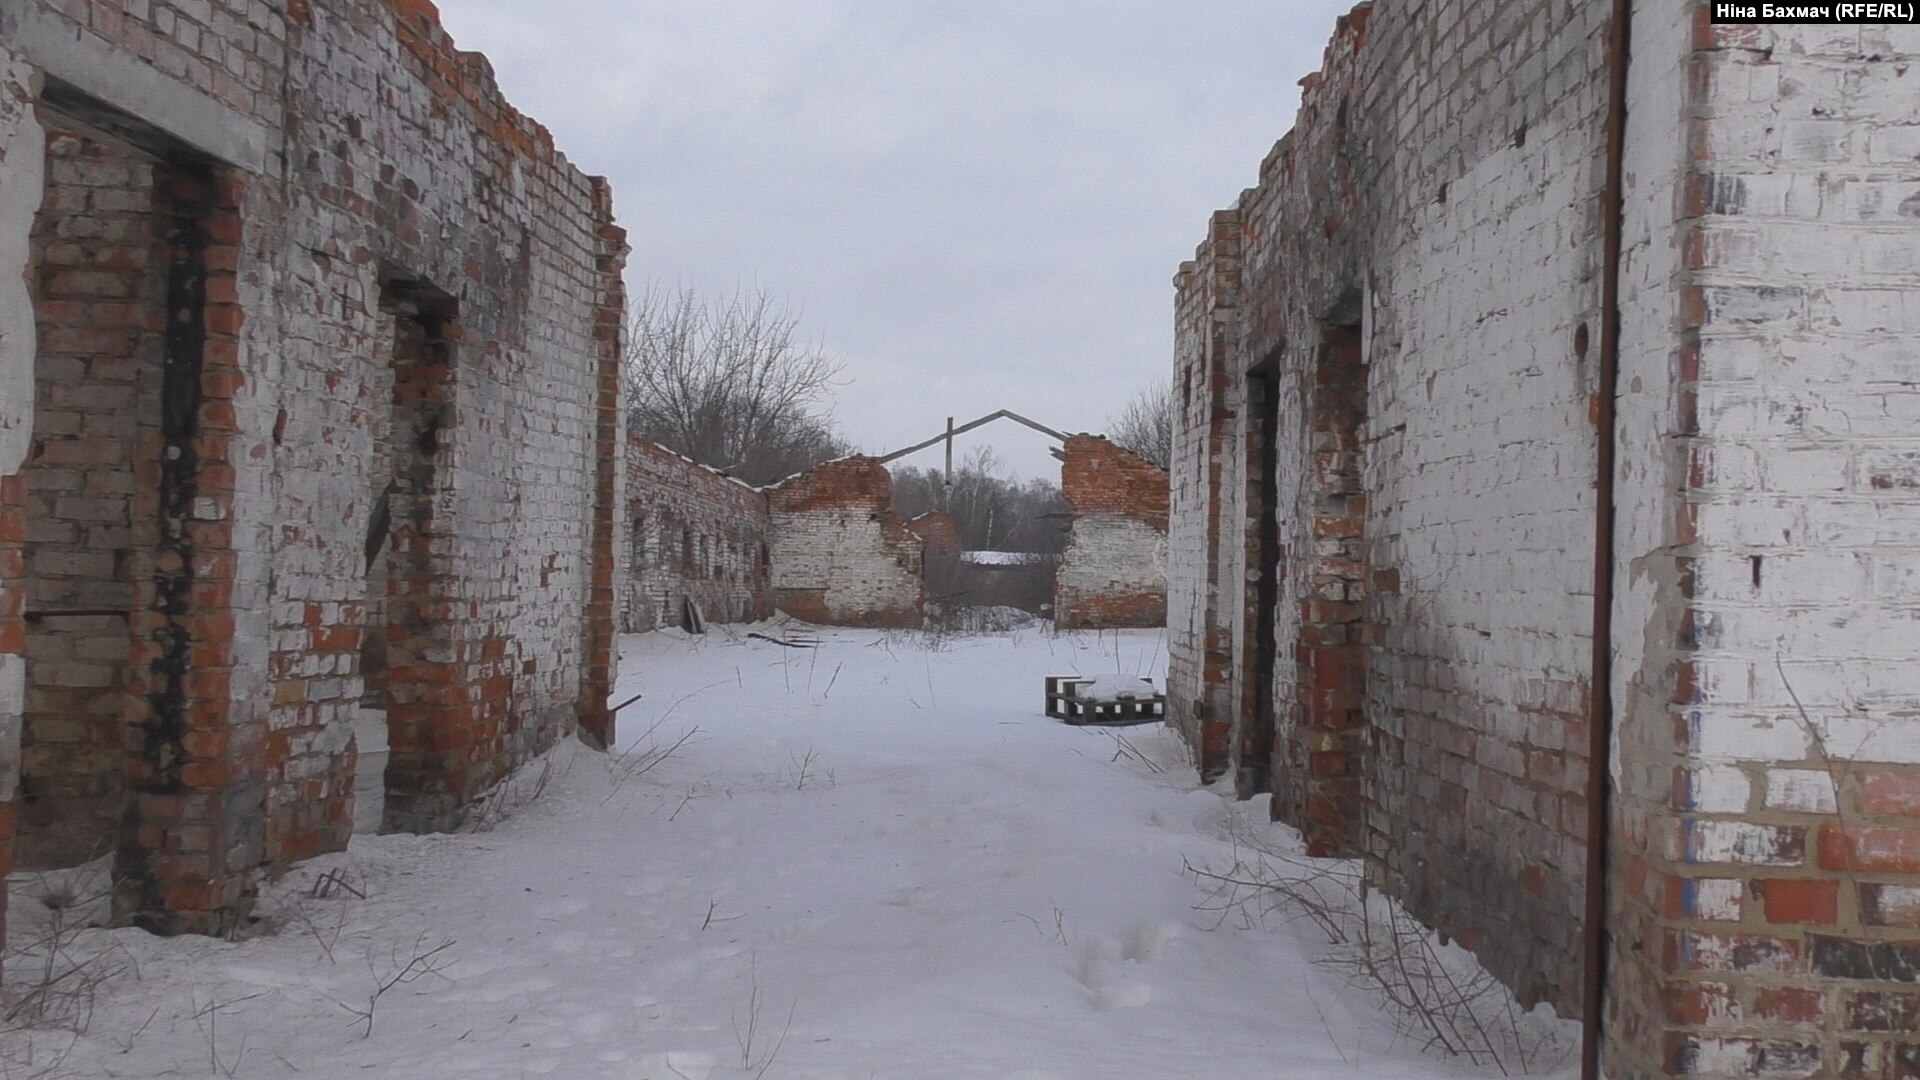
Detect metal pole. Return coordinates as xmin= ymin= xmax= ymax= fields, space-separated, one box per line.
xmin=945 ymin=416 xmax=954 ymax=485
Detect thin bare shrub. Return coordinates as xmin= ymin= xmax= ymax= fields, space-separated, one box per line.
xmin=1186 ymin=825 xmax=1572 ymax=1074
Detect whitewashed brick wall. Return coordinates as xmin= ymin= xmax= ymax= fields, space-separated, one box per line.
xmin=0 ymin=39 xmax=45 ymax=810
xmin=768 ymin=508 xmax=923 ymax=624
xmin=1056 ymin=515 xmax=1167 ymax=613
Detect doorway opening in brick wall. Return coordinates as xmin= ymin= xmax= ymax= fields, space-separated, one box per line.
xmin=1237 ymin=354 xmax=1282 ymax=802
xmin=16 ymin=89 xmax=257 ymax=933
xmin=1287 ymin=320 xmax=1369 ymax=857
xmin=15 ymin=109 xmax=165 ymax=873
xmin=366 ymin=278 xmax=463 ymax=834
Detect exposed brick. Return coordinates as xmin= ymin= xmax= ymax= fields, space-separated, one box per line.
xmin=1820 ymin=826 xmax=1920 ymax=873
xmin=1811 ymin=936 xmax=1920 ymax=984
xmin=1858 ymin=769 xmax=1920 ymax=818
xmin=767 ymin=458 xmax=924 ymax=628
xmin=1862 ymin=883 xmax=1920 ymax=930
xmin=1055 ymin=434 xmax=1167 ymax=630
xmin=1845 ymin=990 xmax=1920 ymax=1034
xmin=622 ymin=436 xmax=772 ymax=632
xmin=1758 ymin=879 xmax=1839 ymax=925
xmin=1753 ymin=986 xmax=1825 ymax=1026
xmin=1 ymin=0 xmax=624 ymax=937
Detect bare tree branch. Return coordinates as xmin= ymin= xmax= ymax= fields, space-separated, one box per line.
xmin=626 ymin=285 xmax=851 ymax=485
xmin=1107 ymin=379 xmax=1173 ymax=470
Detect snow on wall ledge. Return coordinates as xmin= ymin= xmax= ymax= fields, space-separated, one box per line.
xmin=1056 ymin=435 xmax=1168 ymax=630
xmin=766 ymin=457 xmax=925 ymax=628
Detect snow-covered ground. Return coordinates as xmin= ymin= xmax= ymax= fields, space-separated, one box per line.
xmin=5 ymin=623 xmax=1576 ymax=1079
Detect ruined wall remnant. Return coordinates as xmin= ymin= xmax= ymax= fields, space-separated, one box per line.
xmin=1167 ymin=215 xmax=1240 ymax=781
xmin=906 ymin=510 xmax=963 ymax=609
xmin=0 ymin=0 xmax=624 ymax=945
xmin=766 ymin=457 xmax=924 ymax=628
xmin=1168 ymin=1 xmax=1920 ymax=1070
xmin=1055 ymin=435 xmax=1167 ymax=630
xmin=622 ymin=436 xmax=772 ymax=632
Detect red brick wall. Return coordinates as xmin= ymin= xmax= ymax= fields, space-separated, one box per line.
xmin=622 ymin=436 xmax=772 ymax=632
xmin=1167 ymin=212 xmax=1243 ymax=781
xmin=1055 ymin=435 xmax=1168 ymax=629
xmin=1602 ymin=10 xmax=1920 ymax=1074
xmin=767 ymin=458 xmax=924 ymax=628
xmin=1273 ymin=325 xmax=1369 ymax=858
xmin=4 ymin=0 xmax=623 ymax=934
xmin=578 ymin=178 xmax=626 ymax=748
xmin=905 ymin=511 xmax=960 ymax=561
xmin=1170 ymin=0 xmax=1604 ymax=1023
xmin=16 ymin=114 xmax=158 ymax=870
xmin=117 ymin=165 xmax=256 ymax=933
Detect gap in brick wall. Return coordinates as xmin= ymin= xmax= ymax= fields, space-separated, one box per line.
xmin=370 ymin=280 xmax=461 ymax=834
xmin=16 ymin=109 xmax=163 ymax=872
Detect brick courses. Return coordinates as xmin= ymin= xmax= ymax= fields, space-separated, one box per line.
xmin=1055 ymin=435 xmax=1168 ymax=630
xmin=16 ymin=115 xmax=159 ymax=870
xmin=1606 ymin=11 xmax=1920 ymax=1076
xmin=622 ymin=436 xmax=772 ymax=633
xmin=766 ymin=457 xmax=924 ymax=629
xmin=1174 ymin=0 xmax=1608 ymax=1011
xmin=0 ymin=0 xmax=623 ymax=944
xmin=1169 ymin=1 xmax=1920 ymax=1072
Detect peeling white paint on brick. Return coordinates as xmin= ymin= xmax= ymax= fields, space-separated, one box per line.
xmin=769 ymin=508 xmax=922 ymax=625
xmin=1764 ymin=768 xmax=1837 ymax=815
xmin=1055 ymin=515 xmax=1166 ymax=622
xmin=1692 ymin=879 xmax=1745 ymax=922
xmin=1686 ymin=764 xmax=1753 ymax=813
xmin=1683 ymin=820 xmax=1805 ymax=866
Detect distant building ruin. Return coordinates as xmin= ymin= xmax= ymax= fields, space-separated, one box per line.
xmin=1054 ymin=435 xmax=1168 ymax=630
xmin=623 ymin=436 xmax=774 ymax=632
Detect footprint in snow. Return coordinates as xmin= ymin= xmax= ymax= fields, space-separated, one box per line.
xmin=1122 ymin=921 xmax=1179 ymax=962
xmin=631 ymin=1049 xmax=718 ymax=1079
xmin=764 ymin=913 xmax=829 ymax=942
xmin=1071 ymin=924 xmax=1172 ymax=1011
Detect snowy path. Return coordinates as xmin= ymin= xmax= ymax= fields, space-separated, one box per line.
xmin=6 ymin=625 xmax=1572 ymax=1079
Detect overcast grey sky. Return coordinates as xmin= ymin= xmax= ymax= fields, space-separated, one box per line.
xmin=438 ymin=1 xmax=1357 ymax=479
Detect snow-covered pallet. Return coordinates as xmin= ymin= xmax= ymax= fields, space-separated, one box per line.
xmin=1044 ymin=675 xmax=1165 ymax=726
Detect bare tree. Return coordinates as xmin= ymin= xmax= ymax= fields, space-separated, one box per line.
xmin=891 ymin=446 xmax=1069 ymax=554
xmin=626 ymin=285 xmax=851 ymax=486
xmin=1107 ymin=379 xmax=1174 ymax=470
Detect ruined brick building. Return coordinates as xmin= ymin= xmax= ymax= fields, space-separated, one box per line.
xmin=757 ymin=437 xmax=1168 ymax=631
xmin=622 ymin=436 xmax=773 ymax=633
xmin=1 ymin=0 xmax=625 ymax=943
xmin=1054 ymin=434 xmax=1168 ymax=630
xmin=1167 ymin=2 xmax=1919 ymax=1075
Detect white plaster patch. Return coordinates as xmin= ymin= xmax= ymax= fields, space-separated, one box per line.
xmin=1685 ymin=820 xmax=1804 ymax=866
xmin=1687 ymin=764 xmax=1752 ymax=813
xmin=0 ymin=51 xmax=46 ymax=475
xmin=1692 ymin=878 xmax=1744 ymax=922
xmin=1764 ymin=768 xmax=1838 ymax=814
